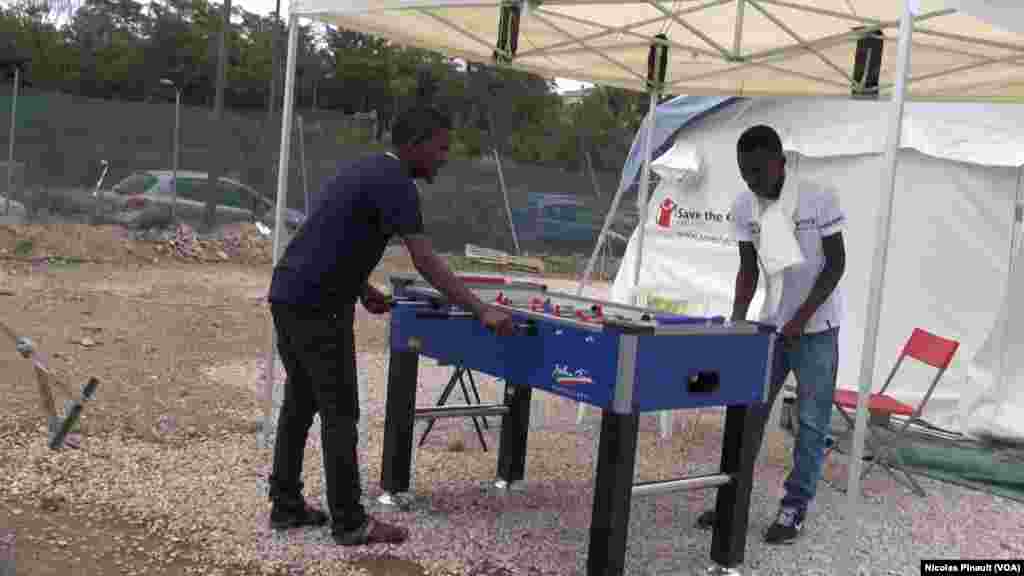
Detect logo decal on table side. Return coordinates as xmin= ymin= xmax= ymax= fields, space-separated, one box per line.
xmin=552 ymin=364 xmax=592 ymax=386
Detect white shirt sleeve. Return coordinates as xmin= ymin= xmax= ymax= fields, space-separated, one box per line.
xmin=817 ymin=185 xmax=846 ymax=237
xmin=731 ymin=193 xmax=753 ymax=243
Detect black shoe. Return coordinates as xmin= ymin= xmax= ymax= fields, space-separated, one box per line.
xmin=269 ymin=498 xmax=329 ymax=531
xmin=696 ymin=509 xmax=715 ymax=530
xmin=332 ymin=517 xmax=409 ymax=546
xmin=763 ymin=506 xmax=804 ymax=544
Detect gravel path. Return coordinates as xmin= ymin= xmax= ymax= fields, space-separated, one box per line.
xmin=5 ymin=347 xmax=1023 ymax=575
xmin=245 ymin=351 xmax=1024 ymax=575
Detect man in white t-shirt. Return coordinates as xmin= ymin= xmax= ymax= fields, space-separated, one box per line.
xmin=695 ymin=125 xmax=846 ymax=544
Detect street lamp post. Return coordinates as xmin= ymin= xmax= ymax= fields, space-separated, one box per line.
xmin=3 ymin=55 xmax=29 ymax=217
xmin=5 ymin=65 xmax=18 ymax=217
xmin=160 ymin=78 xmax=181 ymax=221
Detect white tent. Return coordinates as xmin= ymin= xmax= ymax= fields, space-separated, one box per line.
xmin=607 ymin=95 xmax=1024 ymax=442
xmin=265 ymin=0 xmax=1024 ymax=573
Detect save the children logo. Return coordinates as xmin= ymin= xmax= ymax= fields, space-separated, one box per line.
xmin=654 ymin=197 xmax=733 ymax=229
xmin=657 ymin=198 xmax=677 ymax=227
xmin=552 ymin=364 xmax=593 ymax=386
xmin=650 ymin=195 xmax=739 ymax=247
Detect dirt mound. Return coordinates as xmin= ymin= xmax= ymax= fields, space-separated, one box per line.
xmin=0 ymin=223 xmax=157 ymax=264
xmin=142 ymin=222 xmax=274 ymax=265
xmin=0 ymin=223 xmax=275 ymax=266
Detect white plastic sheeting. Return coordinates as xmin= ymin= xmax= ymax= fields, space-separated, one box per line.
xmin=611 ymin=97 xmax=1024 ymax=442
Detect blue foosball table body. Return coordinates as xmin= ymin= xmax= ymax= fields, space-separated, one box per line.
xmin=379 ymin=273 xmax=778 ymax=575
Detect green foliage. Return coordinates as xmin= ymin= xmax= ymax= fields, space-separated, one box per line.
xmin=336 ymin=123 xmax=383 ymax=150
xmin=451 ymin=126 xmax=485 ymax=159
xmin=14 ymin=239 xmax=34 ymax=256
xmin=0 ymin=0 xmax=647 ymax=172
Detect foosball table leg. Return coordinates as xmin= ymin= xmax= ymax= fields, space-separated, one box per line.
xmin=495 ymin=382 xmax=531 ymax=489
xmin=380 ymin=350 xmax=420 ymax=500
xmin=710 ymin=405 xmax=759 ymax=569
xmin=586 ymin=409 xmax=640 ymax=576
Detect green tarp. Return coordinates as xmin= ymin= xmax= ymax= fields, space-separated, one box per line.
xmin=891 ymin=439 xmax=1024 ymax=503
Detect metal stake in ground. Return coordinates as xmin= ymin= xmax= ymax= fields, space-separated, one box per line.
xmin=50 ymin=378 xmax=99 ymax=450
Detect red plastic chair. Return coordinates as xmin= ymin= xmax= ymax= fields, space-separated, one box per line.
xmin=831 ymin=328 xmax=960 ymax=496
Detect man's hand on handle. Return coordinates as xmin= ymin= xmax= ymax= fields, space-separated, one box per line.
xmin=480 ymin=306 xmax=516 ymax=336
xmin=361 ymin=283 xmax=392 ymax=315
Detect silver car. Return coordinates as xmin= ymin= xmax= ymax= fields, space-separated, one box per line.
xmin=110 ymin=170 xmax=305 ymax=230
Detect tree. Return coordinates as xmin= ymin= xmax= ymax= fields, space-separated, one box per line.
xmin=0 ymin=0 xmax=647 ymax=175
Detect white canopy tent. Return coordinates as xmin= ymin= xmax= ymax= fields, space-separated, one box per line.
xmin=264 ymin=1 xmax=1024 ymax=572
xmin=605 ymin=95 xmax=1024 ymax=443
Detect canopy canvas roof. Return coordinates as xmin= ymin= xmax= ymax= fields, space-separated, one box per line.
xmin=292 ymin=0 xmax=1024 ymax=101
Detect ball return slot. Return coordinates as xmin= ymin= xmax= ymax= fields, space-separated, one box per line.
xmin=411 ymin=310 xmax=538 ymax=451
xmin=688 ymin=370 xmax=721 ymax=395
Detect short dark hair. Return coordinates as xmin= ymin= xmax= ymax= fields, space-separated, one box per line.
xmin=737 ymin=124 xmax=783 ymax=156
xmin=392 ymin=106 xmax=453 ymax=148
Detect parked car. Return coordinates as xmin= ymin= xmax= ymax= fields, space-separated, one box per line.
xmin=109 ymin=170 xmax=306 ymax=230
xmin=511 ymin=193 xmax=601 ymax=244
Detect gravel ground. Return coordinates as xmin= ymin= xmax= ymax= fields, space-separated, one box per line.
xmin=236 ymin=352 xmax=1024 ymax=574
xmin=4 ymin=254 xmax=1023 ymax=575
xmin=7 ymin=349 xmax=1024 ymax=575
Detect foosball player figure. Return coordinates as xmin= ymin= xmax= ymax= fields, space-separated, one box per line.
xmin=529 ymin=297 xmax=545 ymax=312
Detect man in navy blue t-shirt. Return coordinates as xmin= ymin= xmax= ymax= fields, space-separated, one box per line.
xmin=266 ymin=107 xmax=514 ymax=546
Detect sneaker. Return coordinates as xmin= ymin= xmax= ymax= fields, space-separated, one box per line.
xmin=763 ymin=506 xmax=804 ymax=544
xmin=269 ymin=499 xmax=329 ymax=531
xmin=333 ymin=517 xmax=409 ymax=546
xmin=696 ymin=509 xmax=715 ymax=530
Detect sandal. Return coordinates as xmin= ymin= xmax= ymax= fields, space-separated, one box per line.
xmin=333 ymin=517 xmax=409 ymax=546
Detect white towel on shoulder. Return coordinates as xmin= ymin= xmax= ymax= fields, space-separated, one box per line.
xmin=751 ymin=179 xmax=805 ymax=323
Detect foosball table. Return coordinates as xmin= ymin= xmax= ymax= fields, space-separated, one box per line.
xmin=378 ymin=273 xmax=777 ymax=575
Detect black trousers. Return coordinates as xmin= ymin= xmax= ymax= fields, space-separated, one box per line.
xmin=268 ymin=301 xmax=367 ymax=532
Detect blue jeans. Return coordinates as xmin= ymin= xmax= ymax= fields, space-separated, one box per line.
xmin=754 ymin=327 xmax=840 ymax=512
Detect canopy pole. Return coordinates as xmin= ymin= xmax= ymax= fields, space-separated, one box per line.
xmin=493 ymin=3 xmax=522 ymax=256
xmin=997 ymin=167 xmax=1024 ymax=414
xmin=261 ymin=12 xmax=301 ymax=447
xmin=840 ymin=1 xmax=914 ymax=572
xmin=575 ymin=35 xmax=667 ymax=425
xmin=630 ymin=34 xmax=669 ymax=303
xmin=577 ymin=159 xmax=629 ymax=297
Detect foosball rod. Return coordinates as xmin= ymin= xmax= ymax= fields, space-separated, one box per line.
xmin=631 ymin=473 xmax=732 ymax=497
xmin=414 ymin=403 xmax=511 ymax=420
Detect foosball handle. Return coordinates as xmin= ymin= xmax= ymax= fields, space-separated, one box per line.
xmin=514 ymin=322 xmax=538 ymax=336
